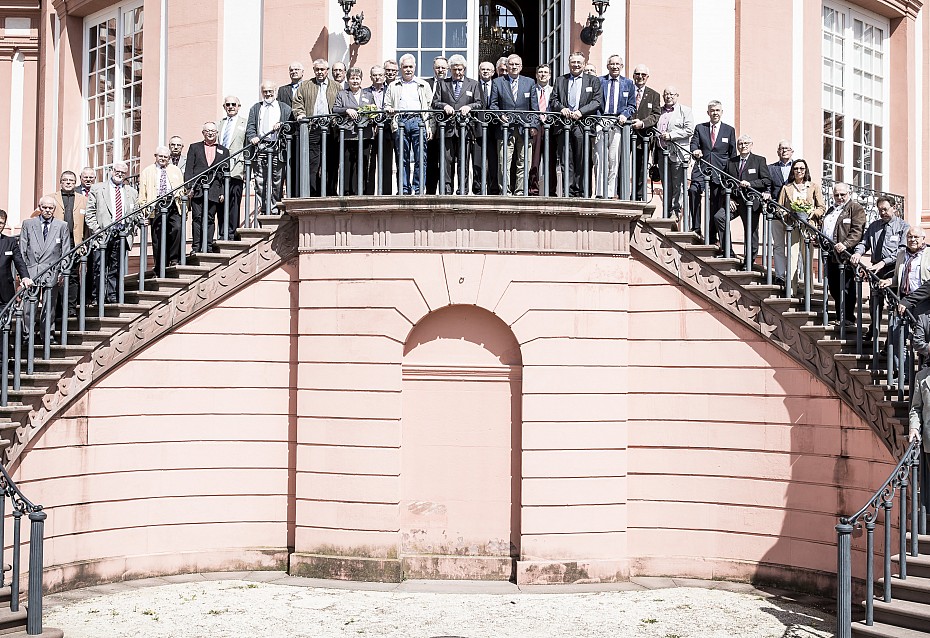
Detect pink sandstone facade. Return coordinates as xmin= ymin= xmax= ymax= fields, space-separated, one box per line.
xmin=7 ymin=200 xmax=897 ymax=592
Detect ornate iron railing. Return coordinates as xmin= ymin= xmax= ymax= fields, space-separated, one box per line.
xmin=0 ymin=462 xmax=49 ymax=634
xmin=835 ymin=440 xmax=924 ymax=638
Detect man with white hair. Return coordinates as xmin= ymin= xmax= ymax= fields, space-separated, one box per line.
xmin=218 ymin=95 xmax=248 ymax=239
xmin=21 ymin=196 xmax=67 ymax=336
xmin=138 ymin=146 xmax=185 ymax=271
xmin=293 ymin=59 xmax=341 ymax=196
xmin=85 ymin=162 xmax=138 ymax=303
xmin=384 ymin=54 xmax=433 ymax=195
xmin=432 ymin=54 xmax=481 ymax=194
xmin=248 ymin=80 xmax=292 ymax=213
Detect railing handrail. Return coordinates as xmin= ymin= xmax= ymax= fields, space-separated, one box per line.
xmin=0 ymin=463 xmax=39 ymax=513
xmin=0 ymin=127 xmax=284 ymax=328
xmin=842 ymin=438 xmax=922 ymax=526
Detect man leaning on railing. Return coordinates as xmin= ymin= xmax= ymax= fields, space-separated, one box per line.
xmin=137 ymin=146 xmax=185 ymax=272
xmin=384 ymin=54 xmax=433 ymax=196
xmin=906 ymin=356 xmax=930 ymax=524
xmin=247 ymin=80 xmax=291 ymax=214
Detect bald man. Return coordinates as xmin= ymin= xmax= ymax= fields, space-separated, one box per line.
xmin=247 ymin=80 xmax=292 ymax=213
xmin=21 ymin=196 xmax=71 ymax=336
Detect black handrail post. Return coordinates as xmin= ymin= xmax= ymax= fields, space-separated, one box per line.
xmin=582 ymin=125 xmax=591 ymax=198
xmin=856 ymin=273 xmax=864 ymax=355
xmin=376 ymin=123 xmax=385 ymax=196
xmin=26 ymin=297 xmax=35 ymax=375
xmin=60 ymin=267 xmax=70 ymax=347
xmin=26 ymin=510 xmax=46 ymax=635
xmin=458 ymin=120 xmax=467 ymax=195
xmin=321 ymin=126 xmax=329 ymax=198
xmin=501 ymin=126 xmax=510 ymax=196
xmin=804 ymin=238 xmax=813 ymax=312
xmin=97 ymin=247 xmax=106 ymax=319
xmin=13 ymin=304 xmax=22 ymax=390
xmin=222 ymin=171 xmax=231 ymax=241
xmin=42 ymin=286 xmax=52 ymax=362
xmin=480 ymin=122 xmax=488 ymax=195
xmin=522 ymin=124 xmax=530 ymax=198
xmin=10 ymin=509 xmax=21 ymax=612
xmin=562 ymin=129 xmax=571 ymax=198
xmin=337 ymin=129 xmax=346 ymax=196
xmin=0 ymin=496 xmax=5 ymax=588
xmin=839 ymin=265 xmax=847 ymax=341
xmin=159 ymin=203 xmax=168 ymax=278
xmin=242 ymin=156 xmax=252 ymax=229
xmin=900 ymin=475 xmax=909 ymax=580
xmin=660 ymin=149 xmax=669 ymax=218
xmin=744 ymin=201 xmax=753 ymax=272
xmin=865 ymin=519 xmax=875 ymax=625
xmin=702 ymin=174 xmax=712 ymax=247
xmin=138 ymin=217 xmax=148 ymax=292
xmin=836 ymin=520 xmax=853 ymax=638
xmin=438 ymin=122 xmax=446 ymax=195
xmin=179 ymin=196 xmax=189 ymax=267
xmin=542 ymin=123 xmax=550 ymax=198
xmin=417 ymin=121 xmax=425 ymax=196
xmin=117 ymin=228 xmax=127 ymax=305
xmin=299 ymin=119 xmax=311 ymax=198
xmin=264 ymin=148 xmax=274 ymax=216
xmin=356 ymin=129 xmax=364 ymax=196
xmin=78 ymin=254 xmax=87 ymax=332
xmin=1 ymin=327 xmax=8 ymax=407
xmin=200 ymin=190 xmax=209 ymax=254
xmin=883 ymin=498 xmax=893 ymax=601
xmin=722 ymin=187 xmax=731 ymax=259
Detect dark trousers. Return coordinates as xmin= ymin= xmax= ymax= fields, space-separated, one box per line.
xmin=426 ymin=137 xmax=441 ymax=194
xmin=365 ymin=131 xmax=394 ymax=195
xmin=529 ymin=126 xmax=557 ymax=196
xmin=151 ymin=203 xmax=182 ymax=271
xmin=191 ymin=196 xmax=219 ymax=253
xmin=558 ymin=125 xmax=590 ymax=197
xmin=339 ymin=139 xmax=370 ymax=196
xmin=690 ymin=180 xmax=723 ymax=242
xmin=633 ymin=141 xmax=651 ymax=201
xmin=660 ymin=160 xmax=686 ymax=215
xmin=714 ymin=203 xmax=761 ymax=265
xmin=29 ymin=283 xmax=60 ymax=339
xmin=826 ymin=254 xmax=857 ymax=324
xmin=440 ymin=134 xmax=470 ymax=195
xmin=95 ymin=234 xmax=124 ymax=303
xmin=254 ymin=150 xmax=284 ymax=213
xmin=307 ymin=131 xmax=339 ymax=197
xmin=473 ymin=131 xmax=500 ymax=194
xmin=221 ymin=177 xmax=243 ymax=241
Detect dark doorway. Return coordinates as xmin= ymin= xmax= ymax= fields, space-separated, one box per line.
xmin=478 ymin=0 xmax=540 ymax=73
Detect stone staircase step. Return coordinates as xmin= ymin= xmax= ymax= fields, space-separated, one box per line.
xmin=0 ymin=607 xmax=26 ymax=635
xmin=877 ymin=574 xmax=930 ymax=605
xmin=645 ymin=217 xmax=677 ymax=232
xmin=871 ymin=597 xmax=930 ymax=633
xmin=123 ymin=289 xmax=174 ymax=305
xmin=29 ymin=358 xmax=80 ymax=373
xmin=165 ymin=264 xmax=212 ymax=279
xmin=214 ymin=239 xmax=253 ymax=252
xmin=906 ymin=534 xmax=930 ymax=555
xmin=852 ymin=619 xmax=930 ymax=638
xmin=237 ymin=228 xmax=273 ymax=243
xmin=895 ymin=553 xmax=930 ymax=579
xmin=5 ymin=372 xmax=64 ymax=384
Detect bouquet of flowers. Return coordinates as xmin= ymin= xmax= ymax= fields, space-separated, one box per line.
xmin=789 ymin=199 xmax=812 ymax=215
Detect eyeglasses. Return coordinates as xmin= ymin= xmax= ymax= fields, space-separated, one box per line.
xmin=633 ymin=73 xmax=648 ymax=77
xmin=224 ymin=102 xmax=238 ymax=107
xmin=38 ymin=205 xmax=55 ymax=211
xmin=793 ymin=166 xmax=806 ymax=171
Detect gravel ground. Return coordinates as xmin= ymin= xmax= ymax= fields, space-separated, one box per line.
xmin=44 ymin=574 xmax=834 ymax=638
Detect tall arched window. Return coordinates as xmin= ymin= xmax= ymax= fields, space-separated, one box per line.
xmin=478 ymin=0 xmax=524 ymax=64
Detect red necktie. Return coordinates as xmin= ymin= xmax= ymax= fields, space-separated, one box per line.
xmin=710 ymin=123 xmax=717 ymax=147
xmin=902 ymin=256 xmax=916 ymax=295
xmin=114 ymin=186 xmax=123 ymax=222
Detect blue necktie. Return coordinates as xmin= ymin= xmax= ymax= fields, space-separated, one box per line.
xmin=608 ymin=79 xmax=616 ymax=115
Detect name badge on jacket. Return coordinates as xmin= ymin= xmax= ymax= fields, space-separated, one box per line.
xmin=585 ymin=86 xmax=592 ymax=93
xmin=465 ymin=90 xmax=473 ymax=96
xmin=216 ymin=149 xmax=225 ymax=154
xmin=748 ymin=169 xmax=757 ymax=174
xmin=623 ymin=92 xmax=629 ymax=97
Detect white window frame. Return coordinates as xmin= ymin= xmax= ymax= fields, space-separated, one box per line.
xmin=822 ymin=0 xmax=890 ymax=191
xmin=82 ymin=0 xmax=144 ymax=179
xmin=539 ymin=0 xmax=570 ymax=75
xmin=385 ymin=0 xmax=478 ymax=74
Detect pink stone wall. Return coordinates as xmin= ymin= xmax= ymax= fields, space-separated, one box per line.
xmin=12 ymin=263 xmax=298 ymax=590
xmin=6 ymin=231 xmax=898 ymax=591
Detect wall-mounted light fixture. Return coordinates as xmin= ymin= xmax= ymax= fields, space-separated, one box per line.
xmin=579 ymin=0 xmax=609 ymax=46
xmin=337 ymin=0 xmax=372 ymax=46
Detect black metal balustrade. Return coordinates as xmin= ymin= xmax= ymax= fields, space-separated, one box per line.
xmin=0 ymin=462 xmax=50 ymax=635
xmin=835 ymin=441 xmax=924 ymax=638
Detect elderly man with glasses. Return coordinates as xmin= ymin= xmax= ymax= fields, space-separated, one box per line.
xmin=248 ymin=80 xmax=292 ymax=214
xmin=85 ymin=162 xmax=138 ymax=303
xmin=138 ymin=146 xmax=185 ymax=271
xmin=184 ymin=122 xmax=230 ymax=255
xmin=823 ymin=182 xmax=867 ymax=327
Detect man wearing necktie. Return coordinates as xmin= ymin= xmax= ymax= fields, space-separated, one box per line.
xmin=21 ymin=196 xmax=71 ymax=337
xmin=821 ymin=182 xmax=866 ymax=326
xmin=882 ymin=227 xmax=930 ymax=379
xmin=529 ymin=64 xmax=556 ymax=196
xmin=489 ymin=54 xmax=536 ymax=196
xmin=716 ymin=135 xmax=772 ymax=267
xmin=218 ymin=96 xmax=247 ymax=241
xmin=362 ymin=65 xmax=392 ymax=195
xmin=595 ymin=55 xmax=636 ymax=198
xmin=138 ymin=146 xmax=185 ymax=273
xmin=689 ymin=101 xmax=736 ymax=242
xmin=549 ymin=52 xmax=603 ymax=197
xmin=628 ymin=65 xmax=662 ymax=201
xmin=85 ymin=162 xmax=139 ymax=304
xmin=474 ymin=61 xmax=500 ymax=195
xmin=432 ymin=55 xmax=482 ymax=195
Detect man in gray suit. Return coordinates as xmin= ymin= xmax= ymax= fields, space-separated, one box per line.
xmin=85 ymin=162 xmax=139 ymax=304
xmin=489 ymin=54 xmax=537 ymax=195
xmin=21 ymin=196 xmax=70 ymax=336
xmin=218 ymin=95 xmax=248 ymax=240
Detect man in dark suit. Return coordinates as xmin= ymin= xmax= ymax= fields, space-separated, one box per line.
xmin=432 ymin=55 xmax=482 ymax=195
xmin=689 ymin=101 xmax=736 ymax=241
xmin=529 ymin=64 xmax=557 ymax=196
xmin=595 ymin=54 xmax=635 ymax=198
xmin=474 ymin=61 xmax=499 ymax=194
xmin=714 ymin=135 xmax=772 ymax=266
xmin=767 ymin=140 xmax=794 ymax=204
xmin=21 ymin=197 xmax=71 ymax=333
xmin=184 ymin=122 xmax=230 ymax=254
xmin=550 ymin=51 xmax=603 ymax=197
xmin=490 ymin=54 xmax=537 ymax=196
xmin=0 ymin=210 xmax=29 ymax=305
xmin=424 ymin=56 xmax=449 ymax=195
xmin=277 ymin=61 xmax=304 ymax=196
xmin=248 ymin=81 xmax=292 ymax=213
xmin=629 ymin=64 xmax=662 ymax=201
xmin=292 ymin=59 xmax=341 ymax=196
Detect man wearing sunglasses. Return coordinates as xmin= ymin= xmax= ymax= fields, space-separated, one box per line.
xmin=218 ymin=96 xmax=248 ymax=240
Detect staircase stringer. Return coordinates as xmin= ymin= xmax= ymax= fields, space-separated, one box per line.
xmin=4 ymin=217 xmax=299 ymax=468
xmin=630 ymin=218 xmax=901 ymax=454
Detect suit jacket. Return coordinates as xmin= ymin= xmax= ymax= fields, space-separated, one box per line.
xmin=432 ymin=77 xmax=482 ymax=137
xmin=85 ymin=180 xmax=140 ymax=243
xmin=549 ymin=73 xmax=603 ymax=124
xmin=632 ymin=85 xmax=662 ymax=131
xmin=893 ymin=248 xmax=930 ymax=297
xmin=333 ymin=89 xmax=376 ymax=140
xmin=655 ymin=103 xmax=695 ymax=165
xmin=0 ymin=234 xmax=28 ymax=303
xmin=768 ymin=160 xmax=793 ymax=203
xmin=184 ymin=142 xmax=230 ymax=201
xmin=690 ymin=120 xmax=736 ymax=181
xmin=908 ymin=366 xmax=930 ymax=453
xmin=137 ymin=163 xmax=185 ymax=214
xmin=363 ymin=85 xmax=388 ymax=110
xmin=724 ymin=154 xmax=772 ymax=212
xmin=218 ymin=114 xmax=249 ymax=179
xmin=19 ymin=216 xmax=71 ymax=282
xmin=598 ymin=74 xmax=635 ymax=118
xmin=825 ymin=200 xmax=866 ymax=248
xmin=292 ymin=79 xmax=340 ymax=119
xmin=246 ymin=100 xmax=292 ymax=145
xmin=32 ymin=191 xmax=87 ymax=245
xmin=277 ymin=82 xmax=301 ymax=108
xmin=489 ymin=74 xmax=537 ymax=133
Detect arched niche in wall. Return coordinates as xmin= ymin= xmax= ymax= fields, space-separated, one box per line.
xmin=400 ymin=304 xmax=522 ymax=580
